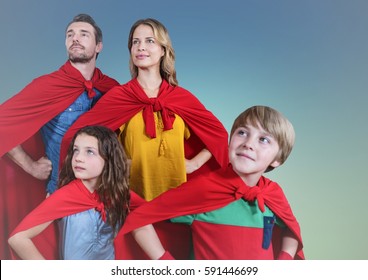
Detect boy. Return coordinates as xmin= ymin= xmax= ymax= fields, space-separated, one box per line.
xmin=116 ymin=105 xmax=304 ymax=260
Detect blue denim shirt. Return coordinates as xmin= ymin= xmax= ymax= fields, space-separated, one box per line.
xmin=40 ymin=90 xmax=102 ymax=194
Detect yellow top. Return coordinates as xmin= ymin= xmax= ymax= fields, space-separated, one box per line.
xmin=119 ymin=111 xmax=190 ymax=201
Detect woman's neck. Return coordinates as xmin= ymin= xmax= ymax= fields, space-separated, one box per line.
xmin=137 ymin=71 xmax=162 ymax=98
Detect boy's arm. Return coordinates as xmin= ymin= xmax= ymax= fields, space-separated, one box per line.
xmin=277 ymin=228 xmax=299 ymax=260
xmin=8 ymin=221 xmax=53 ymax=259
xmin=131 ymin=224 xmax=174 ymax=260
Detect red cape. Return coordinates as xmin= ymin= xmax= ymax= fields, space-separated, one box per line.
xmin=118 ymin=164 xmax=305 ymax=260
xmin=9 ymin=179 xmax=151 ymax=260
xmin=0 ymin=61 xmax=119 ymax=157
xmin=60 ymin=78 xmax=229 ymax=174
xmin=0 ymin=61 xmax=119 ymax=259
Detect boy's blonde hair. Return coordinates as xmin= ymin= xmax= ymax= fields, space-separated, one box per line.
xmin=230 ymin=106 xmax=295 ymax=172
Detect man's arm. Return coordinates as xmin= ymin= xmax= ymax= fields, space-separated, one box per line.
xmin=7 ymin=145 xmax=52 ymax=180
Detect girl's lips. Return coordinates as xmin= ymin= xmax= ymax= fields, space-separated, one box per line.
xmin=73 ymin=166 xmax=85 ymax=171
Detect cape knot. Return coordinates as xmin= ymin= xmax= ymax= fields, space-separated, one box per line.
xmin=235 ymin=185 xmax=265 ymax=212
xmin=152 ymin=99 xmax=162 ymax=112
xmin=95 ymin=202 xmax=106 ymax=222
xmin=84 ymin=80 xmax=96 ymax=98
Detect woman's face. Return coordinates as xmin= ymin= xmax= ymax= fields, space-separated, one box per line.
xmin=130 ymin=24 xmax=165 ymax=71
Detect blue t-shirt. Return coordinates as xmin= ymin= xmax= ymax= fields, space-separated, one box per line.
xmin=58 ymin=208 xmax=115 ymax=260
xmin=40 ymin=90 xmax=101 ymax=194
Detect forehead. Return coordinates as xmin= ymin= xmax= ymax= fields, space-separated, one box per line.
xmin=133 ymin=24 xmax=154 ymax=37
xmin=66 ymin=22 xmax=95 ymax=34
xmin=74 ymin=133 xmax=98 ymax=147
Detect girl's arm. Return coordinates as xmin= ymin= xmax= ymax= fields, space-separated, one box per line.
xmin=8 ymin=221 xmax=53 ymax=260
xmin=131 ymin=224 xmax=171 ymax=260
xmin=277 ymin=228 xmax=299 ymax=260
xmin=185 ymin=148 xmax=212 ymax=174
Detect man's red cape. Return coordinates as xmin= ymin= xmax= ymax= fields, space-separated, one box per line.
xmin=60 ymin=78 xmax=229 ymax=175
xmin=117 ymin=164 xmax=305 ymax=260
xmin=0 ymin=61 xmax=119 ymax=259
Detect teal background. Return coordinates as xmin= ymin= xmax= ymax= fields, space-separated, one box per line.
xmin=1 ymin=0 xmax=367 ymax=259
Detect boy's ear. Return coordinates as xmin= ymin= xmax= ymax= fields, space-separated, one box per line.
xmin=270 ymin=160 xmax=281 ymax=169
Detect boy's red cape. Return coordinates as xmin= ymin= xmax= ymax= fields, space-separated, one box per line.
xmin=0 ymin=61 xmax=119 ymax=259
xmin=60 ymin=78 xmax=229 ymax=174
xmin=117 ymin=164 xmax=305 ymax=260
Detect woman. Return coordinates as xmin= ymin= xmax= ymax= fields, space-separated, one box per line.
xmin=61 ymin=18 xmax=228 ymax=201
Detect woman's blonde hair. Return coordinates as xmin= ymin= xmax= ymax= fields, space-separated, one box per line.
xmin=230 ymin=105 xmax=295 ymax=172
xmin=128 ymin=18 xmax=178 ymax=86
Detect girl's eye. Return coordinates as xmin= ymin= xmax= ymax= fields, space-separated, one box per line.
xmin=132 ymin=39 xmax=139 ymax=45
xmin=87 ymin=149 xmax=95 ymax=155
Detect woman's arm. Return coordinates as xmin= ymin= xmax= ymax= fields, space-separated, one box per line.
xmin=185 ymin=148 xmax=212 ymax=174
xmin=8 ymin=221 xmax=53 ymax=260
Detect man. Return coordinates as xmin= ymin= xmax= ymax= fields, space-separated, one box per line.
xmin=0 ymin=14 xmax=119 ymax=259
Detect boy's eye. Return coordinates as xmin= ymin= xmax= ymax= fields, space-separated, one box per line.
xmin=237 ymin=129 xmax=247 ymax=136
xmin=260 ymin=137 xmax=270 ymax=144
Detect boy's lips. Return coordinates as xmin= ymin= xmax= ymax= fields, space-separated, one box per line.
xmin=236 ymin=152 xmax=254 ymax=161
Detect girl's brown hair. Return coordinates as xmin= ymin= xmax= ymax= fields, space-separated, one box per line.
xmin=59 ymin=126 xmax=130 ymax=233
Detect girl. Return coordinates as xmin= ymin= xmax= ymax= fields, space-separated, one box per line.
xmin=8 ymin=126 xmax=170 ymax=260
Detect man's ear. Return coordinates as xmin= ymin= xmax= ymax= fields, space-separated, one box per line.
xmin=96 ymin=42 xmax=103 ymax=54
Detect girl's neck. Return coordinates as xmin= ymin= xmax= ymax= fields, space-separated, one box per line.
xmin=81 ymin=179 xmax=98 ymax=193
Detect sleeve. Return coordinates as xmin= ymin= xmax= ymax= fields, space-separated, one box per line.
xmin=170 ymin=214 xmax=195 ymax=225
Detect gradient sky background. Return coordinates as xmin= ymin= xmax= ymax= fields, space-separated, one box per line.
xmin=1 ymin=0 xmax=367 ymax=260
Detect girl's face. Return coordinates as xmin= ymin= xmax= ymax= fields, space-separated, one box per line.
xmin=130 ymin=24 xmax=165 ymax=71
xmin=72 ymin=133 xmax=105 ymax=192
xmin=229 ymin=123 xmax=281 ymax=186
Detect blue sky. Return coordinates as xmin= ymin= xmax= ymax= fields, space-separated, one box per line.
xmin=1 ymin=0 xmax=367 ymax=259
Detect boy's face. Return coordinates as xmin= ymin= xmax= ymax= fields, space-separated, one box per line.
xmin=229 ymin=123 xmax=281 ymax=186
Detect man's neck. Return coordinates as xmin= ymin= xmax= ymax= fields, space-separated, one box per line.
xmin=70 ymin=60 xmax=96 ymax=80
